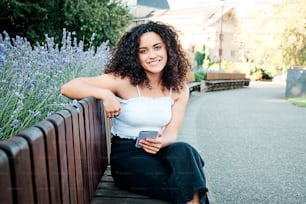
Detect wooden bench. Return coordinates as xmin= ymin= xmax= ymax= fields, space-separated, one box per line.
xmin=187 ymin=81 xmax=201 ymax=92
xmin=186 ymin=71 xmax=201 ymax=93
xmin=203 ymin=72 xmax=250 ymax=92
xmin=0 ymin=97 xmax=170 ymax=204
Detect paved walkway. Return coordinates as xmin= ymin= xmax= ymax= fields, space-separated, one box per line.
xmin=179 ymin=82 xmax=306 ymax=204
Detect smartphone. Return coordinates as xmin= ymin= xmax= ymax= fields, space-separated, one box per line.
xmin=135 ymin=131 xmax=158 ymax=148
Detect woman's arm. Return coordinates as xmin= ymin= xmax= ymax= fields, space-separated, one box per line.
xmin=140 ymin=84 xmax=190 ymax=154
xmin=161 ymin=84 xmax=189 ymax=146
xmin=61 ymin=74 xmax=118 ymax=100
xmin=61 ymin=74 xmax=121 ymax=118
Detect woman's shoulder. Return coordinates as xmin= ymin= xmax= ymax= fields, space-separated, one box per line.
xmin=91 ymin=73 xmax=131 ymax=93
xmin=172 ymin=83 xmax=189 ymax=102
xmin=97 ymin=73 xmax=130 ymax=83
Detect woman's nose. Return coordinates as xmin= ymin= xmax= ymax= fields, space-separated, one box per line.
xmin=148 ymin=50 xmax=157 ymax=58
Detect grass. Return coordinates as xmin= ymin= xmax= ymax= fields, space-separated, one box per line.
xmin=287 ymin=97 xmax=306 ymax=107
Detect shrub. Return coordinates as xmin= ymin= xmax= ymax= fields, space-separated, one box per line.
xmin=194 ymin=70 xmax=206 ymax=82
xmin=0 ymin=30 xmax=110 ymax=140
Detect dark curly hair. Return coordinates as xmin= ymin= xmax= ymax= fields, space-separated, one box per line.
xmin=104 ymin=21 xmax=190 ymax=91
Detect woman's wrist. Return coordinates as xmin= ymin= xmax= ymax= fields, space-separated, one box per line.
xmin=97 ymin=89 xmax=114 ymax=101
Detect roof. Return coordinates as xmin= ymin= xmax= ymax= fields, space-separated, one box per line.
xmin=122 ymin=0 xmax=170 ymax=18
xmin=137 ymin=0 xmax=169 ymax=9
xmin=149 ymin=5 xmax=235 ymax=31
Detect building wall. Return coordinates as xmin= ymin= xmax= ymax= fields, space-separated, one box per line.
xmin=146 ymin=6 xmax=243 ymax=67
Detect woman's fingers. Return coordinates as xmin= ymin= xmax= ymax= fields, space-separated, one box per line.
xmin=140 ymin=139 xmax=162 ymax=154
xmin=104 ymin=100 xmax=121 ymax=118
xmin=106 ymin=110 xmax=120 ymax=118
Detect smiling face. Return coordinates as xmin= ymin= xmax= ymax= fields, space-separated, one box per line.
xmin=138 ymin=32 xmax=168 ymax=75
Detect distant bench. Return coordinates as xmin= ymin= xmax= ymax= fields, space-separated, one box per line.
xmin=186 ymin=71 xmax=201 ymax=93
xmin=204 ymin=72 xmax=250 ymax=92
xmin=187 ymin=81 xmax=201 ymax=92
xmin=0 ymin=97 xmax=169 ymax=204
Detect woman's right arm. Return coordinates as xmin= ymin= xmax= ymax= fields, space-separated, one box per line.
xmin=61 ymin=74 xmax=121 ymax=118
xmin=62 ymin=76 xmax=106 ymax=99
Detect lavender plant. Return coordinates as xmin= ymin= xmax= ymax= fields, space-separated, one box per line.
xmin=0 ymin=29 xmax=110 ymax=140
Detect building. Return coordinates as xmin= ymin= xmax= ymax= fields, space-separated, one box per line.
xmin=148 ymin=5 xmax=241 ymax=66
xmin=121 ymin=0 xmax=243 ymax=67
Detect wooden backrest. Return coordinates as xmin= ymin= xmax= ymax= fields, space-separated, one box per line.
xmin=206 ymin=72 xmax=246 ymax=80
xmin=186 ymin=71 xmax=195 ymax=82
xmin=0 ymin=97 xmax=107 ymax=204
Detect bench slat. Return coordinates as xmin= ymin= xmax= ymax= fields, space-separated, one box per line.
xmin=206 ymin=72 xmax=246 ymax=80
xmin=65 ymin=106 xmax=87 ymax=204
xmin=187 ymin=82 xmax=201 ymax=92
xmin=84 ymin=98 xmax=106 ymax=183
xmin=56 ymin=110 xmax=78 ymax=204
xmin=0 ymin=149 xmax=14 ymax=204
xmin=47 ymin=114 xmax=70 ymax=203
xmin=91 ymin=197 xmax=170 ymax=204
xmin=0 ymin=137 xmax=34 ymax=203
xmin=91 ymin=166 xmax=171 ymax=204
xmin=79 ymin=99 xmax=95 ymax=199
xmin=86 ymin=98 xmax=101 ymax=186
xmin=92 ymin=100 xmax=108 ymax=179
xmin=17 ymin=127 xmax=50 ymax=204
xmin=35 ymin=120 xmax=62 ymax=204
xmin=75 ymin=102 xmax=91 ymax=203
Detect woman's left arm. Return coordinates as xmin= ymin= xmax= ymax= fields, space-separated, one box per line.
xmin=161 ymin=84 xmax=190 ymax=146
xmin=140 ymin=84 xmax=189 ymax=154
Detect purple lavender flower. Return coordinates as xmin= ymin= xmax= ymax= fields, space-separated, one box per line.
xmin=1 ymin=29 xmax=110 ymax=140
xmin=11 ymin=120 xmax=21 ymax=128
xmin=0 ymin=43 xmax=5 ymax=69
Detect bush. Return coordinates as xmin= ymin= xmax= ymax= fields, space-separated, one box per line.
xmin=194 ymin=70 xmax=206 ymax=82
xmin=0 ymin=30 xmax=110 ymax=141
xmin=288 ymin=97 xmax=306 ymax=108
xmin=0 ymin=0 xmax=133 ymax=49
xmin=250 ymin=65 xmax=276 ymax=80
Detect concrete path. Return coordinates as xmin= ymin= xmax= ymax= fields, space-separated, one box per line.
xmin=179 ymin=82 xmax=306 ymax=204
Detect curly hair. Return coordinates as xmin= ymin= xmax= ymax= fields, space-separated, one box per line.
xmin=104 ymin=21 xmax=190 ymax=91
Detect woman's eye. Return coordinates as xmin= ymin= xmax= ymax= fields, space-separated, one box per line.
xmin=139 ymin=49 xmax=148 ymax=54
xmin=154 ymin=45 xmax=162 ymax=50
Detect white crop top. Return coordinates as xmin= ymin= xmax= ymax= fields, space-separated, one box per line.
xmin=111 ymin=85 xmax=174 ymax=139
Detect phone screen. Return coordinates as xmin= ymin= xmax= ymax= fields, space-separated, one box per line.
xmin=135 ymin=131 xmax=158 ymax=148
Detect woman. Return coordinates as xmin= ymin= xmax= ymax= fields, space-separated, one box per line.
xmin=61 ymin=21 xmax=209 ymax=204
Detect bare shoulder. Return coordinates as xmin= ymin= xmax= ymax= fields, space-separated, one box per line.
xmin=172 ymin=83 xmax=189 ymax=103
xmin=96 ymin=74 xmax=136 ymax=98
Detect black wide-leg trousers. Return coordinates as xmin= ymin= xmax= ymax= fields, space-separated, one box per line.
xmin=110 ymin=136 xmax=209 ymax=204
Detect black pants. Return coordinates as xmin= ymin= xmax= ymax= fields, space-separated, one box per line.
xmin=110 ymin=136 xmax=209 ymax=204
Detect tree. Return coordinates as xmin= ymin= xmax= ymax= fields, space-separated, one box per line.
xmin=277 ymin=0 xmax=306 ymax=67
xmin=63 ymin=0 xmax=133 ymax=48
xmin=0 ymin=0 xmax=133 ymax=48
xmin=0 ymin=0 xmax=64 ymax=43
xmin=234 ymin=0 xmax=306 ymax=69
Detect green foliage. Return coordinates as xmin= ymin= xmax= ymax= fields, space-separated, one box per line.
xmin=0 ymin=0 xmax=133 ymax=48
xmin=0 ymin=0 xmax=64 ymax=43
xmin=194 ymin=51 xmax=204 ymax=67
xmin=193 ymin=45 xmax=211 ymax=68
xmin=234 ymin=0 xmax=306 ymax=68
xmin=288 ymin=97 xmax=306 ymax=108
xmin=63 ymin=0 xmax=133 ymax=48
xmin=0 ymin=30 xmax=110 ymax=141
xmin=250 ymin=65 xmax=276 ymax=80
xmin=281 ymin=28 xmax=306 ymax=67
xmin=194 ymin=70 xmax=206 ymax=82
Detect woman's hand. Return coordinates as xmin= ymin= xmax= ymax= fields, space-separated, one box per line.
xmin=139 ymin=133 xmax=163 ymax=154
xmin=101 ymin=89 xmax=121 ymax=118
